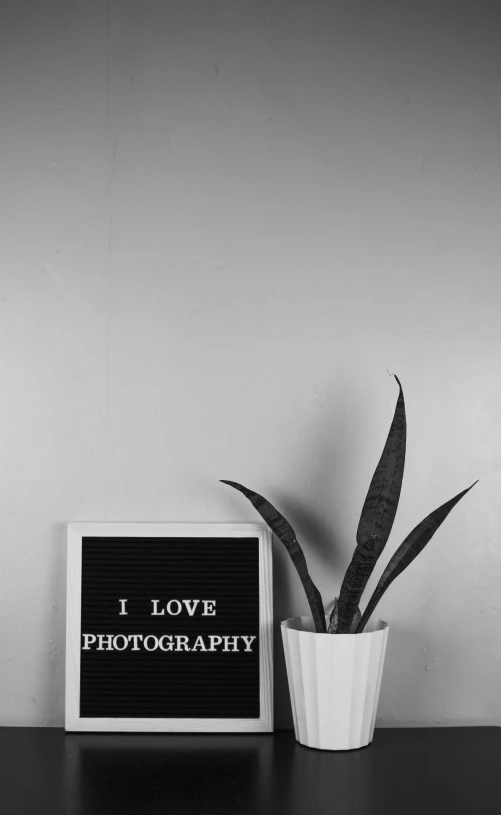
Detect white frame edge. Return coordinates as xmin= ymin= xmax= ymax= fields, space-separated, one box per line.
xmin=65 ymin=522 xmax=273 ymax=733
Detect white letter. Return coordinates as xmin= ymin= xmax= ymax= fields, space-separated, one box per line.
xmin=175 ymin=635 xmax=190 ymax=651
xmin=222 ymin=636 xmax=239 ymax=652
xmin=144 ymin=635 xmax=159 ymax=651
xmin=97 ymin=634 xmax=115 ymax=651
xmin=202 ymin=600 xmax=216 ymax=616
xmin=151 ymin=600 xmax=165 ymax=616
xmin=82 ymin=634 xmax=96 ymax=650
xmin=240 ymin=636 xmax=256 ymax=652
xmin=113 ymin=635 xmax=128 ymax=651
xmin=118 ymin=599 xmax=128 ymax=615
xmin=158 ymin=635 xmax=173 ymax=652
xmin=182 ymin=599 xmax=200 ymax=616
xmin=166 ymin=599 xmax=182 ymax=616
xmin=128 ymin=635 xmax=143 ymax=650
xmin=191 ymin=635 xmax=207 ymax=651
xmin=208 ymin=635 xmax=222 ymax=651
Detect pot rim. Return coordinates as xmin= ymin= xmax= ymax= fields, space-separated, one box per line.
xmin=280 ymin=614 xmax=388 ymax=636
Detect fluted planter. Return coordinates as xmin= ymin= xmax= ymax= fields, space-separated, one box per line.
xmin=281 ymin=615 xmax=389 ymax=751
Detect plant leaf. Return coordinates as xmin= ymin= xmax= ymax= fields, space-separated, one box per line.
xmin=335 ymin=536 xmax=380 ymax=632
xmin=327 ymin=597 xmax=339 ymax=633
xmin=221 ymin=480 xmax=326 ymax=632
xmin=356 ymin=375 xmax=406 ymax=554
xmin=336 ymin=376 xmax=406 ymax=632
xmin=356 ymin=480 xmax=478 ymax=633
xmin=328 ymin=598 xmax=361 ymax=634
xmin=349 ymin=607 xmax=362 ymax=633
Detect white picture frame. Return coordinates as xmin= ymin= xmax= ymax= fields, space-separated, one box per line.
xmin=65 ymin=522 xmax=273 ymax=732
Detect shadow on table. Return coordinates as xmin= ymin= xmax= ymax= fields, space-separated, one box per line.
xmin=64 ymin=732 xmax=277 ymax=815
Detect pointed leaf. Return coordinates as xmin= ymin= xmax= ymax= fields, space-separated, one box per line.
xmin=356 ymin=375 xmax=406 ymax=553
xmin=356 ymin=481 xmax=478 ymax=633
xmin=327 ymin=597 xmax=339 ymax=633
xmin=336 ymin=376 xmax=406 ymax=632
xmin=221 ymin=480 xmax=326 ymax=633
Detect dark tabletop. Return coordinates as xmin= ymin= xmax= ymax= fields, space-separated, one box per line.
xmin=1 ymin=726 xmax=500 ymax=814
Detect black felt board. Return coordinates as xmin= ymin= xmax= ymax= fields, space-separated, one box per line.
xmin=80 ymin=537 xmax=260 ymax=719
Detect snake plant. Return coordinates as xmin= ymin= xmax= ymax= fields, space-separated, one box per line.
xmin=221 ymin=376 xmax=477 ymax=634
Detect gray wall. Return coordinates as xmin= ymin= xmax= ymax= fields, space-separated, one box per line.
xmin=1 ymin=0 xmax=500 ymax=728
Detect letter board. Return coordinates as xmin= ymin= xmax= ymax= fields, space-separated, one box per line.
xmin=65 ymin=523 xmax=273 ymax=732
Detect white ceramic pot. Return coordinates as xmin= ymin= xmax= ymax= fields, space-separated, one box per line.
xmin=281 ymin=615 xmax=389 ymax=751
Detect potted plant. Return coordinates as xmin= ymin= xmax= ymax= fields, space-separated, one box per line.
xmin=221 ymin=376 xmax=477 ymax=750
